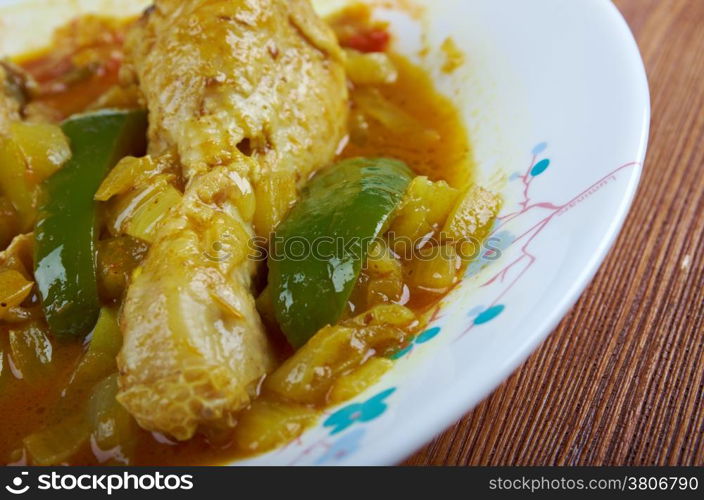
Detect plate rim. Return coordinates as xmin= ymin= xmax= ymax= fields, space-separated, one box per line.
xmin=342 ymin=0 xmax=651 ymax=466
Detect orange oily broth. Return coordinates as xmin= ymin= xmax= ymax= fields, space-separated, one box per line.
xmin=340 ymin=53 xmax=473 ymax=187
xmin=0 ymin=327 xmax=85 ymax=463
xmin=0 ymin=41 xmax=475 ymax=466
xmin=13 ymin=16 xmax=133 ymax=121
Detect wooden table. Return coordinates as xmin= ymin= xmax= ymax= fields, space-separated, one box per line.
xmin=406 ymin=0 xmax=704 ymax=466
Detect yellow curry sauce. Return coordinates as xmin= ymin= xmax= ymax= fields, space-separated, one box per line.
xmin=0 ymin=11 xmax=477 ymax=465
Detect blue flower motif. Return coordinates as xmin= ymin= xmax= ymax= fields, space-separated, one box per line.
xmin=415 ymin=326 xmax=441 ymax=344
xmin=532 ymin=142 xmax=548 ymax=156
xmin=484 ymin=231 xmax=515 ymax=260
xmin=474 ymin=305 xmax=505 ymax=325
xmin=324 ymin=388 xmax=396 ymax=435
xmin=390 ymin=344 xmax=413 ymax=360
xmin=467 ymin=305 xmax=485 ymax=319
xmin=389 ymin=324 xmax=444 ymax=359
xmin=491 ymin=230 xmax=516 ymax=249
xmin=530 ymin=158 xmax=550 ymax=177
xmin=466 ymin=231 xmax=515 ymax=278
xmin=465 ymin=259 xmax=485 ymax=278
xmin=314 ymin=428 xmax=366 ymax=465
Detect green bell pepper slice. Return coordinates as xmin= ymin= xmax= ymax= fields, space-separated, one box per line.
xmin=269 ymin=158 xmax=413 ymax=349
xmin=34 ymin=110 xmax=148 ymax=338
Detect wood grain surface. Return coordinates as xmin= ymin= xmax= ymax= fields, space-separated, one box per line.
xmin=406 ymin=0 xmax=704 ymax=466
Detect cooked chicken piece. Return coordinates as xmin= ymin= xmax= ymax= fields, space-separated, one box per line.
xmin=117 ymin=0 xmax=349 ymax=440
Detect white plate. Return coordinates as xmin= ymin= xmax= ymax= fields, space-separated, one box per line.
xmin=0 ymin=0 xmax=649 ymax=465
